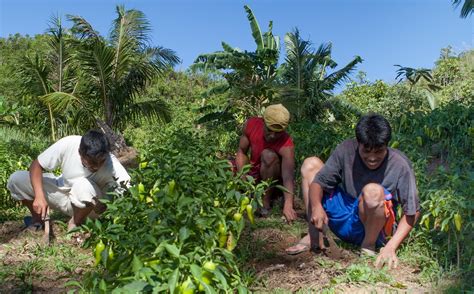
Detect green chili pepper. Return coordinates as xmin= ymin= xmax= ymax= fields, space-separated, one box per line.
xmin=94 ymin=240 xmax=105 ymax=266
xmin=240 ymin=196 xmax=250 ymax=212
xmin=108 ymin=246 xmax=114 ymax=261
xmin=233 ymin=212 xmax=242 ymax=222
xmin=226 ymin=231 xmax=237 ymax=251
xmin=246 ymin=204 xmax=255 ymax=225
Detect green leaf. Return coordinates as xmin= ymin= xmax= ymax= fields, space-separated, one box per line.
xmin=275 ymin=184 xmax=289 ymax=193
xmin=190 ymin=264 xmax=203 ymax=279
xmin=238 ymin=285 xmax=249 ymax=294
xmin=40 ymin=92 xmax=82 ymax=113
xmin=179 ymin=227 xmax=190 ymax=242
xmin=164 ymin=243 xmax=180 ymax=258
xmin=168 ymin=268 xmax=179 ymax=294
xmin=99 ymin=279 xmax=107 ymax=291
xmin=132 ymin=255 xmax=143 ymax=273
xmin=118 ymin=281 xmax=148 ymax=293
xmin=213 ymin=268 xmax=229 ymax=289
xmin=95 ymin=219 xmax=102 ymax=231
xmin=244 ymin=5 xmax=263 ymax=50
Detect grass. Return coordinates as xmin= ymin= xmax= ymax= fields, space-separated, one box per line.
xmin=0 ymin=206 xmax=28 ymax=222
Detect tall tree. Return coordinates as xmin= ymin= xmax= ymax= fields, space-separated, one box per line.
xmin=280 ymin=28 xmax=362 ymax=120
xmin=193 ymin=5 xmax=280 ymax=118
xmin=66 ymin=5 xmax=180 ymax=130
xmin=18 ymin=16 xmax=77 ymax=141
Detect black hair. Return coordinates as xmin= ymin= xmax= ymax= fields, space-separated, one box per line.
xmin=79 ymin=130 xmax=110 ymax=159
xmin=355 ymin=114 xmax=392 ymax=149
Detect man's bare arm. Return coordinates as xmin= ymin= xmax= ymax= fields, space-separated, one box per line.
xmin=279 ymin=146 xmax=297 ymax=222
xmin=376 ymin=211 xmax=420 ymax=268
xmin=309 ymin=182 xmax=328 ymax=230
xmin=236 ymin=132 xmax=250 ymax=172
xmin=29 ymin=159 xmax=48 ymax=219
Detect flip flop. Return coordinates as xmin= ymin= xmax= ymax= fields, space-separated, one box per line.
xmin=360 ymin=247 xmax=377 ymax=257
xmin=286 ymin=242 xmax=311 ymax=255
xmin=23 ymin=216 xmax=43 ymax=231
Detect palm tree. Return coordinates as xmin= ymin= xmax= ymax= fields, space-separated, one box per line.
xmin=452 ymin=0 xmax=473 ymax=18
xmin=66 ymin=5 xmax=180 ymax=130
xmin=280 ymin=28 xmax=362 ymax=120
xmin=18 ymin=15 xmax=77 ymax=141
xmin=192 ymin=5 xmax=280 ymax=118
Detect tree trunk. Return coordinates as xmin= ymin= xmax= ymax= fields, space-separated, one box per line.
xmin=95 ymin=119 xmax=138 ymax=169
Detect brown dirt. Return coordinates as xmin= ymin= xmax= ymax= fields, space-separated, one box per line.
xmin=246 ymin=224 xmax=431 ymax=293
xmin=0 ymin=220 xmax=92 ymax=293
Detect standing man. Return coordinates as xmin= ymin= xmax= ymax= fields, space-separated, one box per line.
xmin=235 ymin=104 xmax=297 ymax=222
xmin=287 ymin=114 xmax=420 ymax=269
xmin=8 ymin=130 xmax=130 ymax=232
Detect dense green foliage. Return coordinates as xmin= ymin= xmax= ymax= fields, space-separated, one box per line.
xmin=0 ymin=127 xmax=47 ymax=212
xmin=0 ymin=4 xmax=472 ymax=292
xmin=77 ymin=132 xmax=267 ymax=292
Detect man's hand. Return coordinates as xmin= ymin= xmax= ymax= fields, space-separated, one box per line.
xmin=375 ymin=246 xmax=399 ymax=269
xmin=33 ymin=196 xmax=48 ymax=220
xmin=310 ymin=205 xmax=328 ymax=231
xmin=282 ymin=203 xmax=297 ymax=223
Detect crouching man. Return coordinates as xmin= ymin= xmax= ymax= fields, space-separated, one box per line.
xmin=7 ymin=130 xmax=130 ymax=231
xmin=287 ymin=114 xmax=420 ymax=269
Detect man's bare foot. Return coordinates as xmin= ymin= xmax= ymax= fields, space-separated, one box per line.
xmin=67 ymin=218 xmax=78 ymax=232
xmin=360 ymin=242 xmax=377 ymax=256
xmin=286 ymin=234 xmax=312 ymax=255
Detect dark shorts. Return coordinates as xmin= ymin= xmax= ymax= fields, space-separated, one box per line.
xmin=322 ymin=187 xmax=395 ymax=247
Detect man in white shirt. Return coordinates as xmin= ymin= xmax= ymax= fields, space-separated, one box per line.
xmin=7 ymin=130 xmax=131 ymax=231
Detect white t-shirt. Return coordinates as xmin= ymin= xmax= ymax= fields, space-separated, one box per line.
xmin=38 ymin=136 xmax=131 ymax=193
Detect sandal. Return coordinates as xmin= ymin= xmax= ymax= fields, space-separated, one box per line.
xmin=23 ymin=216 xmax=44 ymax=231
xmin=286 ymin=242 xmax=311 ymax=255
xmin=360 ymin=247 xmax=377 ymax=257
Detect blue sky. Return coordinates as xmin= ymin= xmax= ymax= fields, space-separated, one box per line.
xmin=1 ymin=0 xmax=472 ymax=86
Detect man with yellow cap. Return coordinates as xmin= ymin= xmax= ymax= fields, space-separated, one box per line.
xmin=235 ymin=104 xmax=297 ymax=222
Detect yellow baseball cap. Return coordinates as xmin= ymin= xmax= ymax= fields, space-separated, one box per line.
xmin=263 ymin=104 xmax=290 ymax=132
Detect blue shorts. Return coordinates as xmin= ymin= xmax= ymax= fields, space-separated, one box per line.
xmin=322 ymin=187 xmax=392 ymax=247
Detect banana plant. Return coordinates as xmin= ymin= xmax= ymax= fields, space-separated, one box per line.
xmin=280 ymin=28 xmax=362 ymax=120
xmin=193 ymin=5 xmax=280 ymax=122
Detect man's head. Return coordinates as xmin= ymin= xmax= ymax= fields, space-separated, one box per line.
xmin=355 ymin=114 xmax=391 ymax=170
xmin=78 ymin=130 xmax=110 ymax=172
xmin=263 ymin=104 xmax=290 ymax=142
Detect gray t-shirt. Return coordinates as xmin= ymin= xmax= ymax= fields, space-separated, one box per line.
xmin=314 ymin=139 xmax=420 ymax=215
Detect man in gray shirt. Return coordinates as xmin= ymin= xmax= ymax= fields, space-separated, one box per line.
xmin=286 ymin=114 xmax=420 ymax=269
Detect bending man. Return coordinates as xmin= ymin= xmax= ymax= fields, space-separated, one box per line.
xmin=235 ymin=104 xmax=297 ymax=222
xmin=8 ymin=130 xmax=130 ymax=231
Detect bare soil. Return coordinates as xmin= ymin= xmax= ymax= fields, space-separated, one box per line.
xmin=1 ymin=213 xmax=433 ymax=293
xmin=0 ymin=220 xmax=91 ymax=293
xmin=244 ymin=209 xmax=431 ymax=293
